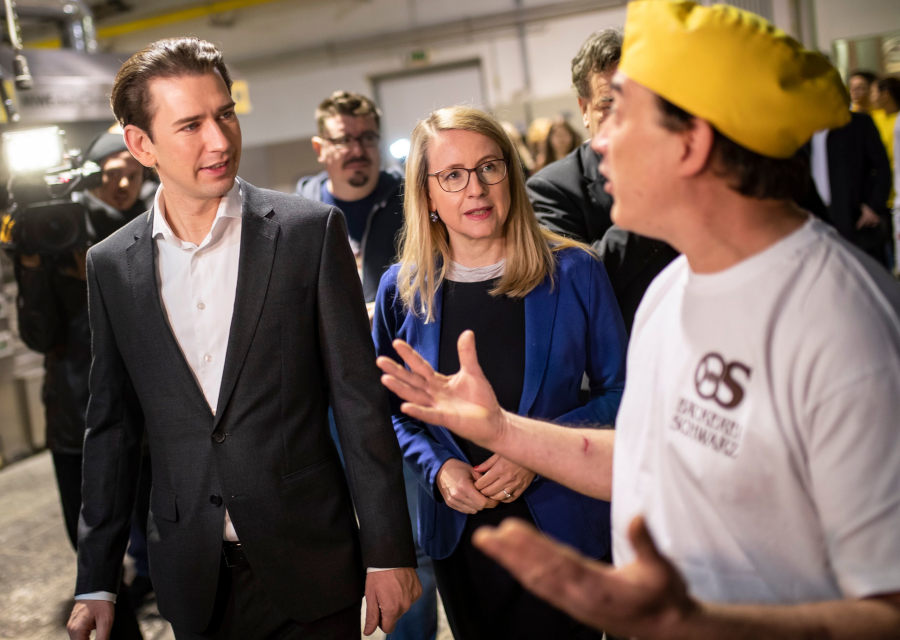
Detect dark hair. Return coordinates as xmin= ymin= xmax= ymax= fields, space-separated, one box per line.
xmin=315 ymin=90 xmax=381 ymax=135
xmin=571 ymin=29 xmax=622 ymax=100
xmin=848 ymin=70 xmax=877 ymax=85
xmin=656 ymin=96 xmax=809 ymax=201
xmin=876 ymin=77 xmax=900 ymax=109
xmin=110 ymin=37 xmax=233 ymax=139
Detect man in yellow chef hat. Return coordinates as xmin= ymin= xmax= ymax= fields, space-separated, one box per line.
xmin=375 ymin=2 xmax=900 ymax=638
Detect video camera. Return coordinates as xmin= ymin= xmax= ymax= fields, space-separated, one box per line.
xmin=0 ymin=126 xmax=102 ymax=255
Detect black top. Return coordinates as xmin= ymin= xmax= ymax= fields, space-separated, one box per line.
xmin=438 ymin=278 xmax=525 ymax=465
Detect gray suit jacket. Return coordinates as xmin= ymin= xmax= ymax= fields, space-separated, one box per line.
xmin=76 ymin=179 xmax=414 ymax=631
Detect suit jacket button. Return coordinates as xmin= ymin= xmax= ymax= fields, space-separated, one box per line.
xmin=212 ymin=431 xmax=226 ymax=443
xmin=209 ymin=495 xmax=223 ymax=507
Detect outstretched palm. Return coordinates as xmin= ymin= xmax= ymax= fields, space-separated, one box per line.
xmin=377 ymin=330 xmax=505 ymax=449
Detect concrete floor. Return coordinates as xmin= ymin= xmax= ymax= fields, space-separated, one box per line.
xmin=0 ymin=450 xmax=451 ymax=640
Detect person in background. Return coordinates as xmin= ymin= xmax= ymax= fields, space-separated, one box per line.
xmin=809 ymin=110 xmax=891 ymax=267
xmin=373 ymin=105 xmax=627 ymax=640
xmin=848 ymin=69 xmax=877 ymax=113
xmin=526 ymin=29 xmax=677 ymax=333
xmin=298 ymin=88 xmax=438 ymax=640
xmin=525 ymin=116 xmax=553 ymax=170
xmin=536 ymin=117 xmax=581 ymax=171
xmin=870 ymin=77 xmax=900 ymax=203
xmin=377 ymin=2 xmax=900 ymax=638
xmin=296 ymin=91 xmax=404 ymax=310
xmin=11 ymin=129 xmax=147 ymax=640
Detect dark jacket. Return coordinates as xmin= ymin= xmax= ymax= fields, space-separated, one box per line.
xmin=77 ymin=180 xmax=414 ymax=631
xmin=13 ymin=200 xmax=145 ymax=454
xmin=527 ymin=141 xmax=613 ymax=246
xmin=296 ymin=168 xmax=404 ymax=302
xmin=813 ymin=112 xmax=892 ymax=265
xmin=526 ymin=141 xmax=677 ymax=334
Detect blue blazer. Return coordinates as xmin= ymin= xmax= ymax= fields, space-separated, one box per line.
xmin=373 ymin=248 xmax=627 ymax=560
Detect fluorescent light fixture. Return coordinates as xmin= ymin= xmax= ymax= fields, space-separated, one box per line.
xmin=3 ymin=126 xmax=65 ymax=173
xmin=389 ymin=138 xmax=410 ymax=160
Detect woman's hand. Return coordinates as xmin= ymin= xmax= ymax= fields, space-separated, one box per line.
xmin=473 ymin=454 xmax=535 ymax=503
xmin=435 ymin=458 xmax=499 ymax=514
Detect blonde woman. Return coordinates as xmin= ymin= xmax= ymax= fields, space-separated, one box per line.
xmin=372 ymin=106 xmax=626 ymax=639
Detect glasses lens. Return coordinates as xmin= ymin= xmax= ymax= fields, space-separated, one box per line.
xmin=476 ymin=160 xmax=507 ymax=185
xmin=359 ymin=132 xmax=380 ymax=147
xmin=438 ymin=169 xmax=468 ymax=192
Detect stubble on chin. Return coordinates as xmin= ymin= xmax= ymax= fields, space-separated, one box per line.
xmin=348 ymin=171 xmax=371 ymax=188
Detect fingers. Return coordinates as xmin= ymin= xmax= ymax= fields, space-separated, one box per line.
xmin=67 ymin=601 xmax=113 ymax=640
xmin=399 ymin=402 xmax=452 ymax=428
xmin=392 ymin=339 xmax=438 ymax=380
xmin=379 ymin=371 xmax=434 ymax=407
xmin=363 ymin=569 xmax=419 ymax=635
xmin=473 ymin=519 xmax=609 ymax=628
xmin=472 ymin=453 xmax=499 ymax=474
xmin=362 ymin=591 xmax=380 ymax=636
xmin=627 ymin=515 xmax=664 ymax=565
xmin=457 ymin=330 xmax=485 ymax=379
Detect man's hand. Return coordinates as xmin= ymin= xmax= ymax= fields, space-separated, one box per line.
xmin=436 ymin=458 xmax=499 ymax=514
xmin=474 ymin=454 xmax=535 ymax=503
xmin=363 ymin=567 xmax=422 ymax=635
xmin=472 ymin=516 xmax=697 ymax=639
xmin=857 ymin=203 xmax=882 ymax=229
xmin=377 ymin=330 xmax=506 ymax=448
xmin=67 ymin=600 xmax=114 ymax=640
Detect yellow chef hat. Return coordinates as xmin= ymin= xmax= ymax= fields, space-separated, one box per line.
xmin=620 ymin=0 xmax=850 ymax=158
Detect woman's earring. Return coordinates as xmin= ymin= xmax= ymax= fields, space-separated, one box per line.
xmin=429 ymin=211 xmax=439 ymax=222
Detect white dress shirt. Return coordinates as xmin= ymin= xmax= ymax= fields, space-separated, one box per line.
xmin=153 ymin=181 xmax=243 ymax=543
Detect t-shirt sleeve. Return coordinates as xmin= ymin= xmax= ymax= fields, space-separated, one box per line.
xmin=806 ymin=368 xmax=900 ymax=598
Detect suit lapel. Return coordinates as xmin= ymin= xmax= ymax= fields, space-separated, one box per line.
xmin=519 ymin=275 xmax=559 ymax=415
xmin=126 ymin=211 xmax=206 ymax=402
xmin=213 ymin=183 xmax=279 ymax=427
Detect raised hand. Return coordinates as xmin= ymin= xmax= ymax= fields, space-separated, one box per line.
xmin=472 ymin=515 xmax=697 ymax=639
xmin=377 ymin=330 xmax=506 ymax=449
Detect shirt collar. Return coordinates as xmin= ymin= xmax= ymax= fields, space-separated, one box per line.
xmin=151 ymin=179 xmax=242 ymax=247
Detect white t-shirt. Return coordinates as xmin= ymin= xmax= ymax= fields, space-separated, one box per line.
xmin=612 ymin=216 xmax=900 ymax=604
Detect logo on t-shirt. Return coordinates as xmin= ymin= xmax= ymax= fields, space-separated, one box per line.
xmin=694 ymin=352 xmax=751 ymax=409
xmin=667 ymin=352 xmax=752 ymax=459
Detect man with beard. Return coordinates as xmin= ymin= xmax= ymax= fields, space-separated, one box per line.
xmin=296 ymin=91 xmax=404 ymax=309
xmin=297 ymin=90 xmax=438 ymax=640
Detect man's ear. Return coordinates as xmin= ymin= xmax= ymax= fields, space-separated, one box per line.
xmin=577 ymin=96 xmax=590 ymax=130
xmin=123 ymin=124 xmax=156 ymax=169
xmin=677 ymin=118 xmax=715 ymax=178
xmin=311 ymin=136 xmax=325 ymax=163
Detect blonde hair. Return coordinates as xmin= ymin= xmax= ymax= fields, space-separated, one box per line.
xmin=397 ymin=105 xmax=588 ymax=322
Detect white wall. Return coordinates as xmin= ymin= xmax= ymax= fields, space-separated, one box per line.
xmin=94 ymin=0 xmax=900 ymax=186
xmin=813 ymin=0 xmax=900 ymax=53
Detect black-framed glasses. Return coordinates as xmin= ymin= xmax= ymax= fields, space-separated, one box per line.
xmin=427 ymin=158 xmax=508 ymax=193
xmin=320 ymin=131 xmax=381 ymax=149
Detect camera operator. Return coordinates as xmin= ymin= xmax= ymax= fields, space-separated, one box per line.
xmin=12 ymin=130 xmax=148 ymax=640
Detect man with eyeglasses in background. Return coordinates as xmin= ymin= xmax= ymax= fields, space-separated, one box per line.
xmin=297 ymin=91 xmax=405 ymax=314
xmin=297 ymin=90 xmax=438 ymax=640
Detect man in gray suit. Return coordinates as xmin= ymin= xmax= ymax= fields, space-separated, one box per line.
xmin=67 ymin=37 xmax=419 ymax=640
